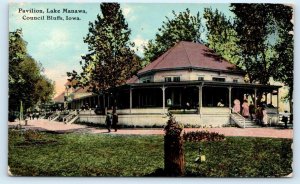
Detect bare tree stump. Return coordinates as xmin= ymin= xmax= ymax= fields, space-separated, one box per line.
xmin=164 ymin=113 xmax=185 ymax=176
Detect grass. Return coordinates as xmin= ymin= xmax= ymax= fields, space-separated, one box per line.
xmin=8 ymin=129 xmax=292 ymax=177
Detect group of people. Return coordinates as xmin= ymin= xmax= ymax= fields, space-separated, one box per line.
xmin=80 ymin=103 xmax=90 ymax=111
xmin=27 ymin=112 xmax=40 ymax=120
xmin=105 ymin=112 xmax=118 ymax=132
xmin=232 ymin=99 xmax=269 ymax=126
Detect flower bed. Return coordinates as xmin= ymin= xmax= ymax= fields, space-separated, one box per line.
xmin=183 ymin=130 xmax=225 ymax=142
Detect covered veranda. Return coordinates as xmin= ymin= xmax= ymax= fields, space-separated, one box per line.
xmin=113 ymin=81 xmax=281 ymax=116
xmin=69 ymin=81 xmax=280 ymax=127
xmin=68 ymin=81 xmax=280 ymax=116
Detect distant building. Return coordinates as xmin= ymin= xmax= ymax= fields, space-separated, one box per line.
xmin=52 ymin=91 xmax=65 ymax=111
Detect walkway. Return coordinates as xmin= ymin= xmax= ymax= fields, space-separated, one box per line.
xmin=8 ymin=119 xmax=293 ymax=139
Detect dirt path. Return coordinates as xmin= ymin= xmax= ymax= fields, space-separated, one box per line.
xmin=8 ymin=119 xmax=293 ymax=139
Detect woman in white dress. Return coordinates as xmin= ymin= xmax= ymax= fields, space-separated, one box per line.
xmin=233 ymin=99 xmax=241 ymax=113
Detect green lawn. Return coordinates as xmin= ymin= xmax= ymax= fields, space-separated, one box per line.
xmin=8 ymin=129 xmax=292 ymax=177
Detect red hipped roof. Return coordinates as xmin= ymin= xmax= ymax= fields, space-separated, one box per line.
xmin=53 ymin=92 xmax=65 ymax=103
xmin=138 ymin=41 xmax=238 ymax=75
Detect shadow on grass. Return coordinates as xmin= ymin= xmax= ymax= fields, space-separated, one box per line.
xmin=145 ymin=168 xmax=208 ymax=177
xmin=144 ymin=168 xmax=167 ymax=177
xmin=37 ymin=128 xmax=92 ymax=134
xmin=15 ymin=139 xmax=59 ymax=147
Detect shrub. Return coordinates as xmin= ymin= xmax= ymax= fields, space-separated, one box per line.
xmin=183 ymin=131 xmax=225 ymax=142
xmin=23 ymin=129 xmax=44 ymax=141
xmin=9 ymin=111 xmax=19 ymax=122
xmin=164 ymin=112 xmax=184 ymax=137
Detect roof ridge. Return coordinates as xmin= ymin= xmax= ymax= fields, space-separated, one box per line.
xmin=182 ymin=41 xmax=192 ymax=67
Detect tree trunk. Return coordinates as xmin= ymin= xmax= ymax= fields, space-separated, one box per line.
xmin=164 ymin=134 xmax=185 ymax=176
xmin=289 ymin=96 xmax=293 ymax=124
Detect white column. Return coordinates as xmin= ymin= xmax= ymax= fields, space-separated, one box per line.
xmin=228 ymin=87 xmax=232 ymax=112
xmin=277 ymin=89 xmax=280 ymax=112
xmin=161 ymin=86 xmax=166 ymax=114
xmin=129 ymin=87 xmax=132 ymax=114
xmin=198 ymin=84 xmax=203 ymax=115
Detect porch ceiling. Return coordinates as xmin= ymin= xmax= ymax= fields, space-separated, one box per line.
xmin=125 ymin=81 xmax=281 ymax=90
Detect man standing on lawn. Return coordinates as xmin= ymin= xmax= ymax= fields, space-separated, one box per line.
xmin=105 ymin=112 xmax=112 ymax=132
xmin=112 ymin=112 xmax=118 ymax=132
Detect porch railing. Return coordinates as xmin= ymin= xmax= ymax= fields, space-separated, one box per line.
xmin=48 ymin=112 xmax=60 ymax=121
xmin=63 ymin=111 xmax=78 ymax=123
xmin=231 ymin=112 xmax=246 ymax=128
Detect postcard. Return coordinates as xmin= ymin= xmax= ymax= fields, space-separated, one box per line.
xmin=8 ymin=2 xmax=293 ymax=177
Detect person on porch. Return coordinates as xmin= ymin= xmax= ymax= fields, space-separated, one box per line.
xmin=233 ymin=99 xmax=241 ymax=113
xmin=217 ymin=99 xmax=224 ymax=107
xmin=262 ymin=105 xmax=269 ymax=126
xmin=249 ymin=101 xmax=255 ymax=120
xmin=167 ymin=98 xmax=172 ymax=106
xmin=242 ymin=100 xmax=250 ymax=118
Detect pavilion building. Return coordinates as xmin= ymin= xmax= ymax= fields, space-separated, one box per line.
xmin=67 ymin=41 xmax=280 ymax=127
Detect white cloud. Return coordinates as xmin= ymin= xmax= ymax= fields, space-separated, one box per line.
xmin=123 ymin=7 xmax=131 ymax=17
xmin=32 ymin=28 xmax=71 ymax=61
xmin=132 ymin=35 xmax=148 ymax=56
xmin=122 ymin=5 xmax=136 ymax=21
xmin=39 ymin=29 xmax=70 ymax=50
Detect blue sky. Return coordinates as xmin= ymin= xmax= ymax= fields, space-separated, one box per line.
xmin=9 ymin=3 xmax=234 ymax=96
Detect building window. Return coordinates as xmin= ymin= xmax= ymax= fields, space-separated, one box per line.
xmin=165 ymin=77 xmax=172 ymax=82
xmin=198 ymin=76 xmax=204 ymax=81
xmin=233 ymin=79 xmax=238 ymax=83
xmin=212 ymin=77 xmax=225 ymax=82
xmin=142 ymin=78 xmax=151 ymax=83
xmin=165 ymin=76 xmax=180 ymax=82
xmin=173 ymin=77 xmax=180 ymax=82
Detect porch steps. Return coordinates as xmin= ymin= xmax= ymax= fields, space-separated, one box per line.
xmin=231 ymin=113 xmax=259 ymax=128
xmin=66 ymin=115 xmax=79 ymax=124
xmin=48 ymin=112 xmax=60 ymax=121
xmin=50 ymin=115 xmax=60 ymax=121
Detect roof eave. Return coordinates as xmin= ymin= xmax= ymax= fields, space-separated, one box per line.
xmin=137 ymin=67 xmax=245 ymax=77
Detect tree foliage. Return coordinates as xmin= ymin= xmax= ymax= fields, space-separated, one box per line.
xmin=203 ymin=8 xmax=241 ymax=65
xmin=143 ymin=9 xmax=204 ymax=65
xmin=9 ymin=30 xmax=55 ymax=112
xmin=271 ymin=5 xmax=294 ymax=95
xmin=270 ymin=4 xmax=294 ymax=118
xmin=67 ymin=3 xmax=140 ymax=93
xmin=230 ymin=4 xmax=293 ymax=85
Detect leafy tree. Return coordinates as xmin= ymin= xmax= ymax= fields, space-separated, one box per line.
xmin=9 ymin=29 xmax=26 ymax=85
xmin=271 ymin=4 xmax=294 ymax=120
xmin=203 ymin=8 xmax=241 ymax=65
xmin=9 ymin=30 xmax=54 ymax=113
xmin=231 ymin=4 xmax=294 ymax=107
xmin=143 ymin=9 xmax=204 ymax=65
xmin=230 ymin=4 xmax=278 ymax=84
xmin=67 ymin=3 xmax=140 ymax=111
